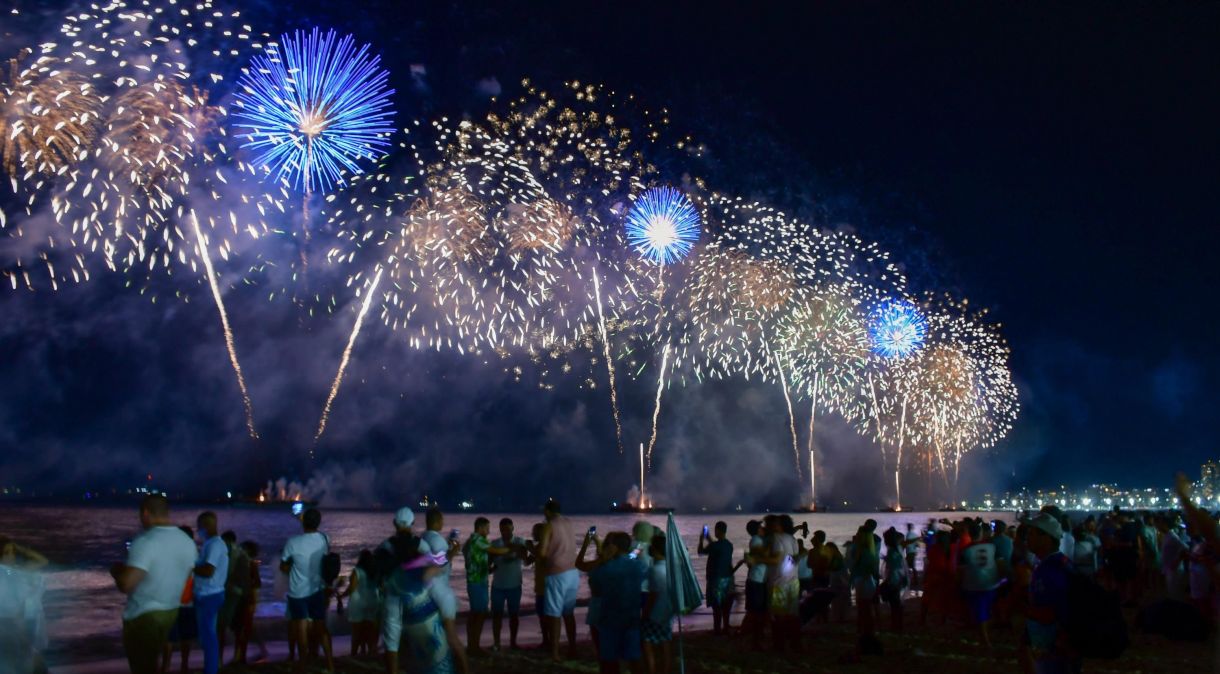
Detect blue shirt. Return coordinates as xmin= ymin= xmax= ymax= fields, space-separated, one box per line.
xmin=195 ymin=536 xmax=229 ymax=598
xmin=589 ymin=555 xmax=646 ymax=630
xmin=1028 ymin=552 xmax=1071 ymax=650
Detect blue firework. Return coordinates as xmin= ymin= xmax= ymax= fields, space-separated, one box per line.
xmin=233 ymin=27 xmax=394 ymax=193
xmin=625 ymin=186 xmax=701 ymax=265
xmin=869 ymin=298 xmax=927 ymax=359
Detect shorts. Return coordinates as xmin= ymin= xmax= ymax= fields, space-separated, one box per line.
xmin=381 ymin=593 xmax=403 ymax=653
xmin=219 ymin=591 xmax=241 ymax=631
xmin=468 ymin=582 xmax=490 ymax=613
xmin=287 ymin=590 xmax=327 ymax=621
xmin=168 ymin=605 xmax=197 ymax=642
xmin=707 ymin=576 xmax=733 ymax=608
xmin=598 ymin=626 xmax=642 ymax=661
xmin=642 ymin=618 xmax=673 ymax=643
xmin=429 ymin=578 xmax=458 ymax=621
xmin=492 ymin=586 xmax=522 ymax=617
xmin=123 ymin=609 xmax=179 ymax=674
xmin=543 ymin=569 xmax=579 ymax=617
xmin=964 ymin=589 xmax=996 ymax=623
xmin=745 ymin=579 xmax=767 ymax=613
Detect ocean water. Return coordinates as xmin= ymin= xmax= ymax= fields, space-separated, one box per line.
xmin=0 ymin=504 xmax=1009 ymax=662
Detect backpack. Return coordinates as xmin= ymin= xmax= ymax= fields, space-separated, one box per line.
xmin=1064 ymin=568 xmax=1129 ymax=658
xmin=321 ymin=533 xmax=342 ymax=586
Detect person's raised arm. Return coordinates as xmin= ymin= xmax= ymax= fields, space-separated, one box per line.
xmin=1177 ymin=472 xmax=1220 ymax=549
xmin=575 ymin=533 xmax=601 ymax=573
xmin=697 ymin=530 xmax=709 ymax=555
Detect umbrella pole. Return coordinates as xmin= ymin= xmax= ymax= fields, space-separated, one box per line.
xmin=677 ymin=610 xmax=686 ymax=674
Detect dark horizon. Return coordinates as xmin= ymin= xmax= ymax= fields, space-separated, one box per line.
xmin=2 ymin=1 xmax=1218 ymax=511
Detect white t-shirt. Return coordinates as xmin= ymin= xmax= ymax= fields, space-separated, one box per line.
xmin=768 ymin=533 xmax=799 ymax=585
xmin=491 ymin=536 xmax=527 ymax=590
xmin=1058 ymin=531 xmax=1075 ymax=560
xmin=420 ymin=530 xmax=452 ymax=581
xmin=194 ymin=536 xmax=229 ymax=598
xmin=747 ymin=535 xmax=767 ymax=583
xmin=123 ymin=526 xmax=197 ymax=620
xmin=960 ymin=542 xmax=999 ymax=591
xmin=281 ymin=531 xmax=328 ymax=599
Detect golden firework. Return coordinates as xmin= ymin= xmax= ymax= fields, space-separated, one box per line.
xmin=0 ymin=51 xmax=100 ymax=178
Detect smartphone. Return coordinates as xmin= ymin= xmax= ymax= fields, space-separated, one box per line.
xmin=587 ymin=525 xmax=597 ymax=537
xmin=702 ymin=525 xmax=710 ymax=537
xmin=449 ymin=528 xmax=460 ymax=541
xmin=291 ymin=502 xmax=304 ymax=517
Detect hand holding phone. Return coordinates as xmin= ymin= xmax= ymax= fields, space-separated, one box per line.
xmin=702 ymin=525 xmax=709 ymax=538
xmin=587 ymin=525 xmax=597 ymax=538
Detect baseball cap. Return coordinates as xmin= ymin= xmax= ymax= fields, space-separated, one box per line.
xmin=1022 ymin=512 xmax=1063 ymax=540
xmin=394 ymin=507 xmax=415 ymax=528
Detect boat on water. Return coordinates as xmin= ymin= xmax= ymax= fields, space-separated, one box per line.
xmin=792 ymin=503 xmax=829 ymax=513
xmin=610 ymin=502 xmax=675 ymax=514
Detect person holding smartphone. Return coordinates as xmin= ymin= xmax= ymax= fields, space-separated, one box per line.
xmin=697 ymin=521 xmax=735 ymax=635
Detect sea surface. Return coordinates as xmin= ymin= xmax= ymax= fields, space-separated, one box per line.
xmin=0 ymin=504 xmax=1011 ymax=663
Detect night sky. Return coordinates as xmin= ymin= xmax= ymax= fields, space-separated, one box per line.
xmin=2 ymin=1 xmax=1218 ymax=510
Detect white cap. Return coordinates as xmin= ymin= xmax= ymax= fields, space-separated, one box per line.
xmin=394 ymin=507 xmax=415 ymax=528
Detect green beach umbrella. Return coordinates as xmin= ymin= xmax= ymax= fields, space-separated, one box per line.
xmin=664 ymin=512 xmax=703 ymax=674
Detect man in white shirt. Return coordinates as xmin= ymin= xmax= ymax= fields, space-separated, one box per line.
xmin=110 ymin=495 xmax=196 ymax=674
xmin=193 ymin=512 xmax=228 ymax=674
xmin=280 ymin=508 xmax=333 ymax=673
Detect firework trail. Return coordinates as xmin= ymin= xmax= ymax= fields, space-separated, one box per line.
xmin=646 ymin=342 xmax=671 ymax=466
xmin=593 ymin=270 xmax=624 ymax=453
xmin=191 ymin=211 xmax=258 ymax=439
xmin=313 ymin=266 xmax=384 ymax=450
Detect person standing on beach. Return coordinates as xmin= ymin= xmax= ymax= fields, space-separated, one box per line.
xmin=489 ymin=517 xmax=528 ymax=651
xmin=280 ymin=508 xmax=333 ymax=673
xmin=418 ymin=508 xmax=468 ymax=672
xmin=111 ymin=495 xmax=196 ymax=674
xmin=232 ymin=541 xmax=267 ymax=665
xmin=697 ymin=521 xmax=734 ymax=635
xmin=217 ymin=530 xmax=247 ymax=664
xmin=587 ymin=531 xmax=645 ymax=674
xmin=192 ymin=512 xmax=228 ymax=674
xmin=376 ymin=507 xmax=417 ymax=674
xmin=462 ymin=517 xmax=520 ymax=655
xmin=537 ymin=499 xmax=579 ymax=662
xmin=525 ymin=522 xmax=549 ymax=652
xmin=0 ymin=536 xmax=50 ymax=674
xmin=740 ymin=519 xmax=768 ymax=650
xmin=1023 ymin=512 xmax=1079 ymax=674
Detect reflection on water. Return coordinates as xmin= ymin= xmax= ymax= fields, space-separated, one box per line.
xmin=0 ymin=504 xmax=1008 ymax=661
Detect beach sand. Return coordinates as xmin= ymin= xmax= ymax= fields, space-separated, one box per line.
xmin=52 ymin=596 xmax=1216 ymax=674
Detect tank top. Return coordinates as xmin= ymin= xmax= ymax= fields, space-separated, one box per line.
xmin=544 ymin=515 xmax=577 ymax=575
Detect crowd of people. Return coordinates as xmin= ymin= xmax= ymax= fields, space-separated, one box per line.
xmin=0 ymin=471 xmax=1217 ymax=674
